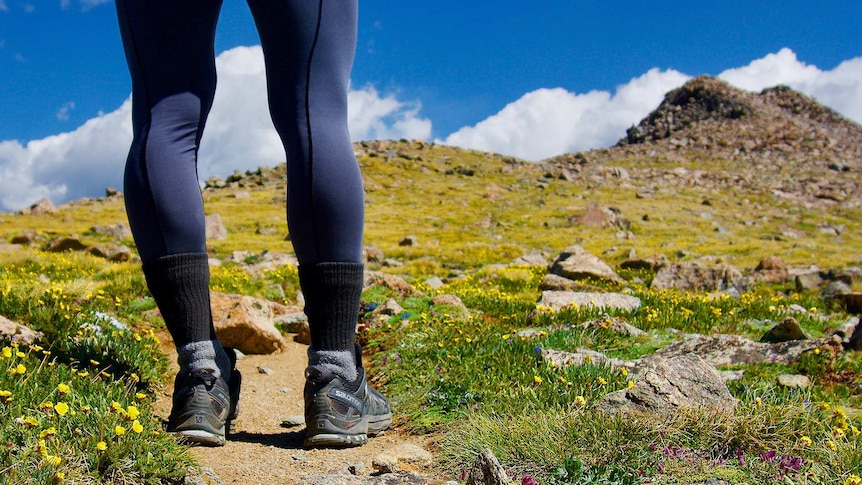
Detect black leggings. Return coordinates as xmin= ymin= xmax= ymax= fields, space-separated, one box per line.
xmin=116 ymin=0 xmax=364 ymax=265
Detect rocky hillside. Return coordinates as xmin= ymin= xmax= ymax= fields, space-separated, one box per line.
xmin=546 ymin=76 xmax=862 ymax=209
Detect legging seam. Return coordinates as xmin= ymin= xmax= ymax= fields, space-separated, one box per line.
xmin=305 ymin=0 xmax=325 ymax=263
xmin=119 ymin=0 xmax=169 ymax=257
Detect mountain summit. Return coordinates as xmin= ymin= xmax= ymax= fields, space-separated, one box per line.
xmin=616 ymin=75 xmax=861 ymax=167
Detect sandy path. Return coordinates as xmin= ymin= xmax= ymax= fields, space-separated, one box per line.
xmin=156 ymin=338 xmax=450 ymax=484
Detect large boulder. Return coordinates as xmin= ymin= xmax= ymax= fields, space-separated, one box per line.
xmin=650 ymin=262 xmax=746 ymax=292
xmin=537 ymin=291 xmax=641 ymax=313
xmin=597 ymin=355 xmax=737 ymax=415
xmin=549 ymin=245 xmax=624 ymax=284
xmin=210 ymin=292 xmax=287 ymax=354
xmin=0 ymin=316 xmax=43 ymax=345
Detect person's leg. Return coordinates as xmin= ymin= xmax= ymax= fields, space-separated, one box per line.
xmin=247 ymin=0 xmax=365 ymax=377
xmin=247 ymin=0 xmax=390 ymax=447
xmin=116 ymin=0 xmax=237 ymax=446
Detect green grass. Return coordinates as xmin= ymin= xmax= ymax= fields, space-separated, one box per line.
xmin=1 ymin=140 xmax=862 ymax=484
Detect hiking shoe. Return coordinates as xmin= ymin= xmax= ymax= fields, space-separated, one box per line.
xmin=167 ymin=348 xmax=241 ymax=447
xmin=303 ymin=348 xmax=392 ymax=448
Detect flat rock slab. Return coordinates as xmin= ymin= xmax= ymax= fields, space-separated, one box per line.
xmin=0 ymin=315 xmax=43 ymax=345
xmin=654 ymin=334 xmax=839 ymax=366
xmin=597 ymin=354 xmax=737 ymax=415
xmin=538 ymin=291 xmax=641 ymax=313
xmin=650 ymin=262 xmax=745 ymax=292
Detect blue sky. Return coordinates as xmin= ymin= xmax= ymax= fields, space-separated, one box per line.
xmin=1 ymin=1 xmax=861 ymax=210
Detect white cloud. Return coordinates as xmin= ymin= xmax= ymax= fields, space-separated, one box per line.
xmin=56 ymin=101 xmax=76 ymax=121
xmin=718 ymin=47 xmax=862 ymax=124
xmin=0 ymin=45 xmax=432 ymax=211
xmin=443 ymin=48 xmax=862 ymax=161
xmin=60 ymin=0 xmax=109 ymax=11
xmin=442 ymin=68 xmax=690 ymax=160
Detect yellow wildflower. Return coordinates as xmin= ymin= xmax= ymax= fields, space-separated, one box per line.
xmin=620 ymin=367 xmax=629 ymax=377
xmin=851 ymin=426 xmax=860 ymax=436
xmin=533 ymin=376 xmax=543 ymax=384
xmin=56 ymin=383 xmax=70 ymax=395
xmin=96 ymin=441 xmax=107 ymax=451
xmin=755 ymin=397 xmax=763 ymax=406
xmin=13 ymin=364 xmax=26 ymax=375
xmin=573 ymin=396 xmax=586 ymax=407
xmin=132 ymin=420 xmax=144 ymax=434
xmin=834 ymin=427 xmax=846 ymax=438
xmin=597 ymin=377 xmax=607 ymax=386
xmin=135 ymin=392 xmax=147 ymax=400
xmin=0 ymin=389 xmax=11 ymax=404
xmin=39 ymin=427 xmax=57 ymax=439
xmin=80 ymin=405 xmax=91 ymax=414
xmin=54 ymin=402 xmax=69 ymax=417
xmin=54 ymin=471 xmax=65 ymax=481
xmin=126 ymin=405 xmax=140 ymax=420
xmin=39 ymin=401 xmax=54 ymax=412
xmin=1 ymin=347 xmax=11 ymax=358
xmin=77 ymin=371 xmax=89 ymax=378
xmin=16 ymin=351 xmax=25 ymax=358
xmin=36 ymin=439 xmax=48 ymax=456
xmin=627 ymin=380 xmax=635 ymax=389
xmin=115 ymin=425 xmax=126 ymax=436
xmin=45 ymin=455 xmax=61 ymax=466
xmin=846 ymin=475 xmax=862 ymax=485
xmin=826 ymin=440 xmax=837 ymax=451
xmin=24 ymin=416 xmax=39 ymax=427
xmin=799 ymin=435 xmax=812 ymax=446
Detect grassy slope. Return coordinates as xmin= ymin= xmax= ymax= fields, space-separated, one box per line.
xmin=1 ymin=140 xmax=861 ymax=484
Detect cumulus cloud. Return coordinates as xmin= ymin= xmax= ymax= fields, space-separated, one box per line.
xmin=443 ymin=68 xmax=690 ymax=160
xmin=443 ymin=48 xmax=862 ymax=161
xmin=0 ymin=45 xmax=432 ymax=211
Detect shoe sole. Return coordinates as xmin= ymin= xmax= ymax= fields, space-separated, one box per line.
xmin=303 ymin=412 xmax=393 ymax=448
xmin=171 ymin=427 xmax=226 ymax=447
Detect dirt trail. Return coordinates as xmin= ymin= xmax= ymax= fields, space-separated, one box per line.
xmin=156 ymin=339 xmax=449 ymax=484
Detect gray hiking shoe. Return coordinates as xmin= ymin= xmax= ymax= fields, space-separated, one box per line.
xmin=303 ymin=347 xmax=392 ymax=448
xmin=167 ymin=349 xmax=241 ymax=447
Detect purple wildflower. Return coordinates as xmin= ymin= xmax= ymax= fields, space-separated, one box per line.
xmin=521 ymin=475 xmax=538 ymax=485
xmin=736 ymin=449 xmax=745 ymax=467
xmin=759 ymin=450 xmax=777 ymax=463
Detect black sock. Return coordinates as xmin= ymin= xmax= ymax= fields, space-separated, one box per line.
xmin=298 ymin=262 xmax=364 ymax=377
xmin=142 ymin=253 xmax=216 ymax=348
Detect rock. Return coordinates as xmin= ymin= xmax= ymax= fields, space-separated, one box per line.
xmin=541 ymin=348 xmax=632 ymax=371
xmin=373 ymin=444 xmax=433 ymax=475
xmin=364 ymin=271 xmax=420 ymax=296
xmin=838 ymin=292 xmax=862 ymax=314
xmin=210 ymin=292 xmax=287 ymax=354
xmin=583 ymin=314 xmax=646 ymax=337
xmin=570 ymin=205 xmax=628 ymax=230
xmin=0 ymin=316 xmax=43 ymax=345
xmin=795 ymin=270 xmax=824 ymax=291
xmin=597 ymin=355 xmax=737 ymax=415
xmin=431 ymin=294 xmax=466 ymax=309
xmin=509 ymin=251 xmax=548 ymax=267
xmin=348 ymin=462 xmax=367 ymax=476
xmin=820 ymin=280 xmax=852 ymax=299
xmin=753 ymin=256 xmax=790 ymax=283
xmin=549 ymin=245 xmax=624 ymax=284
xmin=620 ymin=255 xmax=667 ymax=271
xmin=399 ymin=235 xmax=418 ymax=246
xmin=205 ymin=214 xmax=228 ymax=240
xmin=424 ymin=277 xmax=445 ymax=290
xmin=777 ymin=374 xmax=811 ymax=389
xmin=364 ymin=246 xmax=385 ymax=264
xmin=45 ymin=237 xmax=89 ymax=253
xmin=281 ymin=415 xmax=305 ymax=428
xmin=537 ymin=291 xmax=641 ymax=313
xmin=650 ymin=262 xmax=746 ymax=292
xmin=376 ymin=299 xmax=405 ymax=316
xmin=105 ymin=187 xmax=121 ymax=198
xmin=241 ymin=251 xmax=299 ymax=278
xmin=719 ymin=370 xmax=745 ymax=381
xmin=537 ymin=274 xmax=598 ymax=292
xmin=28 ymin=198 xmax=56 ymax=215
xmin=10 ymin=231 xmax=38 ymax=245
xmin=257 ymin=365 xmax=274 ymax=375
xmin=87 ymin=245 xmax=132 ymax=262
xmin=654 ymin=334 xmax=836 ymax=366
xmin=760 ymin=317 xmax=811 ymax=343
xmin=90 ymin=223 xmax=132 ymax=240
xmin=232 ymin=190 xmax=251 ymax=199
xmin=465 ymin=449 xmax=511 ymax=485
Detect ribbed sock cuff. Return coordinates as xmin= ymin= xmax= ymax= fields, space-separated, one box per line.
xmin=142 ymin=252 xmax=215 ymax=348
xmin=298 ymin=262 xmax=364 ymax=352
xmin=178 ymin=340 xmax=231 ymax=380
xmin=308 ymin=347 xmax=357 ymax=382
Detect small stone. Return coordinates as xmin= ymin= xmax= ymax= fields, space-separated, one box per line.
xmin=760 ymin=317 xmax=811 ymax=343
xmin=280 ymin=387 xmax=293 ymax=393
xmin=424 ymin=276 xmax=445 ymax=289
xmin=372 ymin=454 xmax=400 ymax=474
xmin=257 ymin=366 xmax=274 ymax=375
xmin=399 ymin=235 xmax=418 ymax=246
xmin=292 ymin=453 xmax=309 ymax=462
xmin=348 ymin=462 xmax=366 ymax=475
xmin=465 ymin=449 xmax=512 ymax=485
xmin=280 ymin=415 xmax=305 ymax=428
xmin=777 ymin=374 xmax=811 ymax=389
